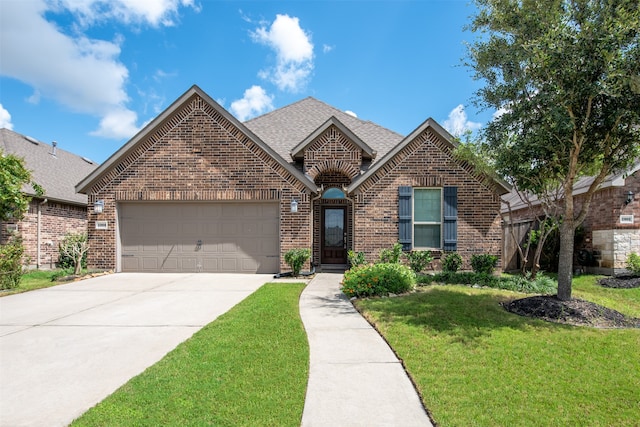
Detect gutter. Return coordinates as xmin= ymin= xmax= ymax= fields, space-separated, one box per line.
xmin=37 ymin=198 xmax=48 ymax=269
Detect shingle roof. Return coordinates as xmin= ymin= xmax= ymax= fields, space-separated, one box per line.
xmin=244 ymin=97 xmax=402 ymax=164
xmin=0 ymin=128 xmax=99 ymax=205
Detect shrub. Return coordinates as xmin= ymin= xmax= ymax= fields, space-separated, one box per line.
xmin=347 ymin=250 xmax=367 ymax=268
xmin=470 ymin=254 xmax=499 ymax=275
xmin=442 ymin=252 xmax=463 ymax=273
xmin=341 ymin=263 xmax=416 ymax=298
xmin=426 ymin=271 xmax=557 ymax=294
xmin=404 ymin=250 xmax=433 ymax=273
xmin=284 ymin=248 xmax=311 ymax=276
xmin=626 ymin=252 xmax=640 ymax=275
xmin=379 ymin=242 xmax=404 ymax=264
xmin=0 ymin=236 xmax=24 ymax=289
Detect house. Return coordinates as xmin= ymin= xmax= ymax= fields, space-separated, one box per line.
xmin=0 ymin=128 xmax=99 ymax=269
xmin=502 ymin=161 xmax=640 ymax=275
xmin=76 ymin=85 xmax=510 ymax=274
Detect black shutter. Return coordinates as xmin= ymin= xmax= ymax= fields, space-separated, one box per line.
xmin=398 ymin=186 xmax=412 ymax=251
xmin=443 ymin=186 xmax=458 ymax=251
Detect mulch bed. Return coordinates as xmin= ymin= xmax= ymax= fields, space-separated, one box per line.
xmin=503 ymin=295 xmax=640 ymax=329
xmin=598 ymin=275 xmax=640 ymax=289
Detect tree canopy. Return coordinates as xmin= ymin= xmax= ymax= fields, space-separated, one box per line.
xmin=467 ymin=0 xmax=640 ymax=299
xmin=0 ymin=150 xmax=43 ymax=221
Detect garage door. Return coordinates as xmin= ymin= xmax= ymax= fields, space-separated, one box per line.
xmin=119 ymin=202 xmax=279 ymax=273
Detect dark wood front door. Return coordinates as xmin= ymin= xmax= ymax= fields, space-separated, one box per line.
xmin=321 ymin=207 xmax=347 ymax=264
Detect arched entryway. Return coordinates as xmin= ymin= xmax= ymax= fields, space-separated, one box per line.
xmin=313 ymin=172 xmax=353 ymax=270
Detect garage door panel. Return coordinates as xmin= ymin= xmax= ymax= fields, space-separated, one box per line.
xmin=119 ymin=202 xmax=279 ymax=273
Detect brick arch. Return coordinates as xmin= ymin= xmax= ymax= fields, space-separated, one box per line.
xmin=307 ymin=159 xmax=359 ymax=181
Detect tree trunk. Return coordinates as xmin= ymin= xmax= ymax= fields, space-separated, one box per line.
xmin=557 ymin=220 xmax=575 ymax=301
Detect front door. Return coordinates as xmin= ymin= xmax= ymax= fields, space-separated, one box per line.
xmin=321 ymin=207 xmax=347 ymax=264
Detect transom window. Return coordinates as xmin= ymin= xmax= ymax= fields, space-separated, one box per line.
xmin=322 ymin=187 xmax=346 ymax=199
xmin=413 ymin=188 xmax=442 ymax=249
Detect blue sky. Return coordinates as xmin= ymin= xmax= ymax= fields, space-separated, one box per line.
xmin=0 ymin=0 xmax=493 ymax=164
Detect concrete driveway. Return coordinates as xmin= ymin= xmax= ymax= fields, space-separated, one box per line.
xmin=0 ymin=273 xmax=270 ymax=427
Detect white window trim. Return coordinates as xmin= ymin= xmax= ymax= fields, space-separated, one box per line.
xmin=412 ymin=187 xmax=443 ymax=250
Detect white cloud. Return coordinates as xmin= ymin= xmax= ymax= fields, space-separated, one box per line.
xmin=57 ymin=0 xmax=198 ymax=27
xmin=90 ymin=108 xmax=139 ymax=138
xmin=492 ymin=106 xmax=509 ymax=120
xmin=0 ymin=0 xmax=194 ymax=140
xmin=443 ymin=104 xmax=482 ymax=137
xmin=0 ymin=104 xmax=13 ymax=130
xmin=251 ymin=14 xmax=314 ymax=92
xmin=230 ymin=85 xmax=274 ymax=121
xmin=323 ymin=44 xmax=334 ymax=53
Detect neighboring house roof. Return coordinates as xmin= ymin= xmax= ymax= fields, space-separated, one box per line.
xmin=0 ymin=128 xmax=99 ymax=205
xmin=501 ymin=159 xmax=640 ymax=213
xmin=244 ymin=96 xmax=402 ymax=164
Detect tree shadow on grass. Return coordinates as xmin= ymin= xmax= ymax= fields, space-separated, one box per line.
xmin=355 ymin=286 xmax=565 ymax=345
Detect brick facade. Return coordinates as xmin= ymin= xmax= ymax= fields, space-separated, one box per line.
xmin=79 ymin=86 xmax=507 ymax=273
xmin=0 ymin=199 xmax=87 ymax=269
xmin=352 ymin=128 xmax=503 ymax=270
xmin=85 ymin=94 xmax=311 ymax=271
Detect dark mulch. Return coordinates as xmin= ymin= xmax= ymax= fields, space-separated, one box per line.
xmin=503 ymin=295 xmax=640 ymax=329
xmin=598 ymin=275 xmax=640 ymax=289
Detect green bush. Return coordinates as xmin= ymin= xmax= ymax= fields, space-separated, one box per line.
xmin=341 ymin=263 xmax=416 ymax=298
xmin=347 ymin=250 xmax=367 ymax=268
xmin=442 ymin=252 xmax=463 ymax=273
xmin=423 ymin=271 xmax=557 ymax=294
xmin=626 ymin=252 xmax=640 ymax=275
xmin=0 ymin=236 xmax=24 ymax=289
xmin=284 ymin=248 xmax=311 ymax=276
xmin=379 ymin=242 xmax=404 ymax=264
xmin=405 ymin=250 xmax=433 ymax=273
xmin=470 ymin=254 xmax=499 ymax=274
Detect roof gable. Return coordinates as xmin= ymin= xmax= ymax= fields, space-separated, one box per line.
xmin=244 ymin=97 xmax=401 ymax=164
xmin=348 ymin=118 xmax=511 ymax=195
xmin=0 ymin=128 xmax=98 ymax=205
xmin=76 ymin=85 xmax=317 ymax=194
xmin=290 ymin=116 xmax=376 ymax=161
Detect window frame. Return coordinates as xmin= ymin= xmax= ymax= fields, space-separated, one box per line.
xmin=412 ymin=187 xmax=443 ymax=250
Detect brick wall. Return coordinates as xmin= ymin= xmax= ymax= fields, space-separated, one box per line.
xmin=85 ymin=94 xmax=311 ymax=271
xmin=0 ymin=199 xmax=87 ymax=269
xmin=352 ymin=128 xmax=503 ymax=270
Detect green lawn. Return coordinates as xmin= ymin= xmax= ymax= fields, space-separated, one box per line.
xmin=356 ymin=276 xmax=640 ymax=427
xmin=1 ymin=270 xmax=62 ymax=295
xmin=72 ymin=282 xmax=309 ymax=427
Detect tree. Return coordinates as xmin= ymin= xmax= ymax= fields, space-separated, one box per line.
xmin=59 ymin=233 xmax=89 ymax=275
xmin=0 ymin=150 xmax=43 ymax=221
xmin=467 ymin=0 xmax=640 ymax=300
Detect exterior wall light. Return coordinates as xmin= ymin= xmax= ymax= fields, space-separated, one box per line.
xmin=626 ymin=191 xmax=634 ymax=205
xmin=290 ymin=199 xmax=298 ymax=213
xmin=94 ymin=199 xmax=105 ymax=214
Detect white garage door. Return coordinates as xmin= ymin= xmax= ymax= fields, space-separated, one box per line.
xmin=119 ymin=202 xmax=279 ymax=273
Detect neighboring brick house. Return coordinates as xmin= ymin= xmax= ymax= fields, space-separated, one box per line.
xmin=502 ymin=161 xmax=640 ymax=275
xmin=76 ymin=85 xmax=510 ymax=274
xmin=0 ymin=128 xmax=99 ymax=269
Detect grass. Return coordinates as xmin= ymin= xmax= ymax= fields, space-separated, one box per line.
xmin=72 ymin=282 xmax=309 ymax=427
xmin=355 ymin=276 xmax=640 ymax=427
xmin=1 ymin=269 xmax=62 ymax=295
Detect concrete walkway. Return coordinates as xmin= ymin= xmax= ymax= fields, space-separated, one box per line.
xmin=299 ymin=273 xmax=433 ymax=427
xmin=0 ymin=273 xmax=269 ymax=427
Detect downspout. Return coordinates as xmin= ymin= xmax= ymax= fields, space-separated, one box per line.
xmin=37 ymin=199 xmax=48 ymax=269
